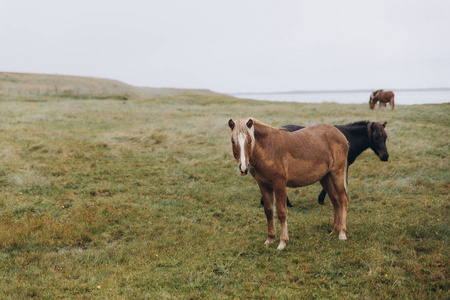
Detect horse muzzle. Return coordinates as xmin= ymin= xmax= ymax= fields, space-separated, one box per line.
xmin=239 ymin=164 xmax=249 ymax=175
xmin=379 ymin=154 xmax=389 ymax=162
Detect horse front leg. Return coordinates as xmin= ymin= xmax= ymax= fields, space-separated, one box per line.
xmin=274 ymin=185 xmax=289 ymax=250
xmin=259 ymin=184 xmax=275 ymax=245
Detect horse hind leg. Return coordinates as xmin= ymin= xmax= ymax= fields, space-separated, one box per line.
xmin=320 ymin=172 xmax=348 ymax=240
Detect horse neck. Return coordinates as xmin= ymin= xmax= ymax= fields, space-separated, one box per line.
xmin=250 ymin=123 xmax=278 ymax=164
xmin=337 ymin=123 xmax=371 ymax=165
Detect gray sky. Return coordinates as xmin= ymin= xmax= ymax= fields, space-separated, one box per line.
xmin=1 ymin=0 xmax=449 ymax=93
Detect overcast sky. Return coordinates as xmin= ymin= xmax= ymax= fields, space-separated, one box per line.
xmin=1 ymin=0 xmax=449 ymax=93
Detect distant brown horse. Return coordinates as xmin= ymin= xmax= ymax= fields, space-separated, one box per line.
xmin=228 ymin=118 xmax=349 ymax=250
xmin=370 ymin=90 xmax=395 ymax=110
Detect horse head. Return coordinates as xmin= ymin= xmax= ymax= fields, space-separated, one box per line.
xmin=369 ymin=91 xmax=378 ymax=109
xmin=369 ymin=96 xmax=376 ymax=109
xmin=368 ymin=122 xmax=389 ymax=161
xmin=369 ymin=90 xmax=381 ymax=109
xmin=228 ymin=118 xmax=255 ymax=175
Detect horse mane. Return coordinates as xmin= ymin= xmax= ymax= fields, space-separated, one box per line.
xmin=337 ymin=121 xmax=371 ymax=137
xmin=232 ymin=118 xmax=256 ymax=142
xmin=372 ymin=89 xmax=383 ymax=96
xmin=345 ymin=120 xmax=370 ymax=127
xmin=344 ymin=120 xmax=387 ymax=139
xmin=232 ymin=118 xmax=278 ymax=151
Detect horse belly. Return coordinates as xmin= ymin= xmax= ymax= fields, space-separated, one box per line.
xmin=286 ymin=160 xmax=328 ymax=188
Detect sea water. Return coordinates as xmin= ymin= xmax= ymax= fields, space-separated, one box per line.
xmin=234 ymin=89 xmax=450 ymax=105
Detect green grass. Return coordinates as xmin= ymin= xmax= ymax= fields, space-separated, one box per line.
xmin=0 ymin=92 xmax=448 ymax=299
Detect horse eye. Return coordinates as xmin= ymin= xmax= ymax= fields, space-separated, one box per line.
xmin=231 ymin=140 xmax=235 ymax=145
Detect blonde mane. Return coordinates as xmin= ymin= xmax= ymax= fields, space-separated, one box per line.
xmin=231 ymin=118 xmax=256 ymax=151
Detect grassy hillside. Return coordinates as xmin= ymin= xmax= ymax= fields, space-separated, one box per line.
xmin=0 ymin=84 xmax=448 ymax=298
xmin=0 ymin=72 xmax=219 ymax=99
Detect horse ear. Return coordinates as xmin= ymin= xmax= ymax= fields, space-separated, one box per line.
xmin=382 ymin=122 xmax=387 ymax=128
xmin=247 ymin=119 xmax=253 ymax=129
xmin=228 ymin=119 xmax=235 ymax=130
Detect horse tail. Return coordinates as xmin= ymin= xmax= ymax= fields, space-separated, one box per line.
xmin=344 ymin=158 xmax=348 ymax=192
xmin=390 ymin=95 xmax=395 ymax=110
xmin=341 ymin=140 xmax=349 ymax=192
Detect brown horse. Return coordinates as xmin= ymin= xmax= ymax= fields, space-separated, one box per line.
xmin=228 ymin=118 xmax=349 ymax=250
xmin=279 ymin=121 xmax=389 ymax=206
xmin=370 ymin=90 xmax=395 ymax=110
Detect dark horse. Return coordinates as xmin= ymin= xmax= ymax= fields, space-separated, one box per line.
xmin=370 ymin=90 xmax=395 ymax=110
xmin=260 ymin=121 xmax=389 ymax=207
xmin=229 ymin=118 xmax=349 ymax=250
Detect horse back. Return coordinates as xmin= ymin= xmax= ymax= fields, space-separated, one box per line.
xmin=385 ymin=90 xmax=395 ymax=99
xmin=378 ymin=90 xmax=394 ymax=101
xmin=285 ymin=124 xmax=348 ymax=165
xmin=283 ymin=123 xmax=348 ymax=186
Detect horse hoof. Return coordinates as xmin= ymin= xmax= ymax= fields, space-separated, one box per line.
xmin=264 ymin=239 xmax=274 ymax=245
xmin=277 ymin=242 xmax=287 ymax=250
xmin=339 ymin=233 xmax=347 ymax=240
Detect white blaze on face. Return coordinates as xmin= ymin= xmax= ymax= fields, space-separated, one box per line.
xmin=238 ymin=133 xmax=247 ymax=172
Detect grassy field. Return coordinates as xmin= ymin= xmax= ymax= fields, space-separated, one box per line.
xmin=0 ymin=84 xmax=449 ymax=298
xmin=0 ymin=72 xmax=218 ymax=99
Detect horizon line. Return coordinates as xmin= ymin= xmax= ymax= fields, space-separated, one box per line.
xmin=231 ymin=87 xmax=450 ymax=95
